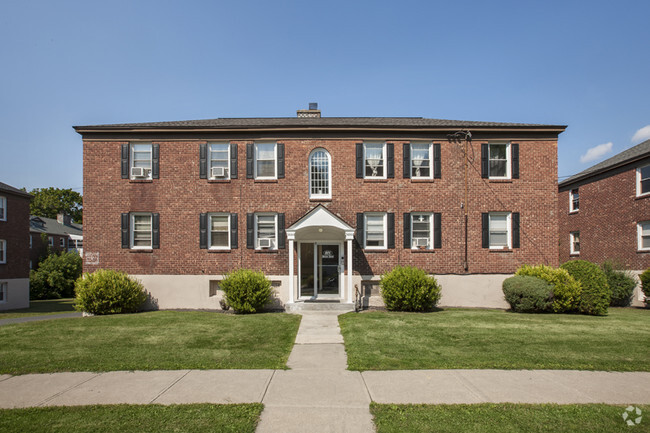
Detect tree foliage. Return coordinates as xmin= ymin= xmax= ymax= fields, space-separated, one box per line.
xmin=29 ymin=187 xmax=83 ymax=223
xmin=30 ymin=251 xmax=83 ymax=299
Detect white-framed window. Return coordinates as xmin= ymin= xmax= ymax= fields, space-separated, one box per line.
xmin=0 ymin=239 xmax=5 ymax=264
xmin=411 ymin=142 xmax=432 ymax=179
xmin=570 ymin=231 xmax=580 ymax=255
xmin=488 ymin=143 xmax=510 ymax=179
xmin=29 ymin=235 xmax=32 ymax=249
xmin=309 ymin=148 xmax=331 ymax=199
xmin=489 ymin=212 xmax=511 ymax=249
xmin=411 ymin=213 xmax=433 ymax=249
xmin=637 ymin=165 xmax=650 ymax=197
xmin=569 ymin=188 xmax=579 ymax=212
xmin=209 ymin=213 xmax=231 ymax=250
xmin=0 ymin=282 xmax=7 ymax=303
xmin=255 ymin=142 xmax=277 ymax=179
xmin=364 ymin=142 xmax=386 ymax=179
xmin=209 ymin=142 xmax=230 ymax=179
xmin=131 ymin=213 xmax=153 ymax=249
xmin=130 ymin=142 xmax=153 ymax=179
xmin=0 ymin=196 xmax=6 ymax=221
xmin=60 ymin=238 xmax=65 ymax=248
xmin=48 ymin=237 xmax=54 ymax=247
xmin=638 ymin=221 xmax=650 ymax=251
xmin=364 ymin=212 xmax=387 ymax=249
xmin=255 ymin=213 xmax=277 ymax=250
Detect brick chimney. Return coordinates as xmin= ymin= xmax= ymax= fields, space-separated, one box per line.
xmin=297 ymin=102 xmax=321 ymax=118
xmin=57 ymin=213 xmax=72 ymax=226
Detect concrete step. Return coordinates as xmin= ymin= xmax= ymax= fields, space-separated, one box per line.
xmin=285 ymin=301 xmax=355 ymax=313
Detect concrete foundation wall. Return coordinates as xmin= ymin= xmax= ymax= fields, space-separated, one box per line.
xmin=0 ymin=278 xmax=29 ymax=311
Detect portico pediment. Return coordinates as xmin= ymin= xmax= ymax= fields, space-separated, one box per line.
xmin=286 ymin=205 xmax=355 ymax=236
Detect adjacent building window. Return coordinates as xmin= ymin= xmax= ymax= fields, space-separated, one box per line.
xmin=309 ymin=149 xmax=331 ymax=199
xmin=638 ymin=222 xmax=650 ymax=251
xmin=364 ymin=142 xmax=386 ymax=179
xmin=0 ymin=196 xmax=5 ymax=221
xmin=570 ymin=188 xmax=579 ymax=212
xmin=637 ymin=165 xmax=650 ymax=197
xmin=48 ymin=237 xmax=54 ymax=247
xmin=255 ymin=142 xmax=277 ymax=179
xmin=60 ymin=238 xmax=65 ymax=248
xmin=209 ymin=142 xmax=230 ymax=179
xmin=29 ymin=235 xmax=32 ymax=249
xmin=130 ymin=143 xmax=153 ymax=179
xmin=209 ymin=214 xmax=230 ymax=249
xmin=0 ymin=282 xmax=6 ymax=303
xmin=411 ymin=143 xmax=432 ymax=179
xmin=0 ymin=240 xmax=5 ymax=264
xmin=570 ymin=231 xmax=580 ymax=255
xmin=488 ymin=143 xmax=510 ymax=179
xmin=488 ymin=212 xmax=511 ymax=249
xmin=411 ymin=213 xmax=432 ymax=248
xmin=255 ymin=214 xmax=278 ymax=249
xmin=364 ymin=213 xmax=387 ymax=249
xmin=131 ymin=213 xmax=153 ymax=249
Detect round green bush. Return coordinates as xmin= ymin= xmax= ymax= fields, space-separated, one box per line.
xmin=30 ymin=251 xmax=83 ymax=299
xmin=560 ymin=260 xmax=610 ymax=316
xmin=74 ymin=269 xmax=147 ymax=315
xmin=515 ymin=264 xmax=581 ymax=313
xmin=502 ymin=275 xmax=554 ymax=313
xmin=380 ymin=266 xmax=441 ymax=312
xmin=640 ymin=268 xmax=650 ymax=306
xmin=219 ymin=269 xmax=272 ymax=314
xmin=601 ymin=262 xmax=636 ymax=307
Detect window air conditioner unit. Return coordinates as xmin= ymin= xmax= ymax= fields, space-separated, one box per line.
xmin=415 ymin=238 xmax=429 ymax=247
xmin=131 ymin=167 xmax=145 ymax=177
xmin=258 ymin=238 xmax=272 ymax=248
xmin=211 ymin=167 xmax=226 ymax=178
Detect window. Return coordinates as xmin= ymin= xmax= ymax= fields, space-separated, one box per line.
xmin=131 ymin=143 xmax=153 ymax=179
xmin=638 ymin=222 xmax=650 ymax=251
xmin=637 ymin=165 xmax=650 ymax=197
xmin=488 ymin=212 xmax=511 ymax=249
xmin=364 ymin=142 xmax=385 ymax=179
xmin=0 ymin=240 xmax=5 ymax=264
xmin=488 ymin=143 xmax=510 ymax=179
xmin=570 ymin=188 xmax=579 ymax=212
xmin=365 ymin=213 xmax=387 ymax=249
xmin=209 ymin=214 xmax=230 ymax=249
xmin=60 ymin=238 xmax=65 ymax=248
xmin=255 ymin=142 xmax=277 ymax=179
xmin=29 ymin=235 xmax=32 ymax=249
xmin=48 ymin=237 xmax=54 ymax=247
xmin=411 ymin=143 xmax=432 ymax=179
xmin=411 ymin=213 xmax=432 ymax=248
xmin=309 ymin=149 xmax=331 ymax=199
xmin=255 ymin=214 xmax=277 ymax=250
xmin=131 ymin=213 xmax=153 ymax=249
xmin=209 ymin=142 xmax=230 ymax=179
xmin=570 ymin=231 xmax=580 ymax=254
xmin=0 ymin=282 xmax=6 ymax=303
xmin=0 ymin=196 xmax=5 ymax=221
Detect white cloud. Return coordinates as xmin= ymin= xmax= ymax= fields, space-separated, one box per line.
xmin=632 ymin=125 xmax=650 ymax=144
xmin=580 ymin=142 xmax=613 ymax=163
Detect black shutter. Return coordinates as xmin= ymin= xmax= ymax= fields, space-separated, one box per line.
xmin=403 ymin=213 xmax=411 ymax=248
xmin=387 ymin=212 xmax=395 ymax=249
xmin=246 ymin=143 xmax=254 ymax=179
xmin=200 ymin=213 xmax=208 ymax=249
xmin=121 ymin=143 xmax=129 ymax=179
xmin=152 ymin=143 xmax=159 ymax=179
xmin=356 ymin=212 xmax=364 ymax=246
xmin=230 ymin=213 xmax=238 ymax=249
xmin=433 ymin=143 xmax=441 ymax=179
xmin=434 ymin=212 xmax=442 ymax=249
xmin=512 ymin=212 xmax=520 ymax=248
xmin=356 ymin=143 xmax=363 ymax=178
xmin=152 ymin=213 xmax=160 ymax=249
xmin=277 ymin=143 xmax=285 ymax=179
xmin=481 ymin=143 xmax=489 ymax=179
xmin=403 ymin=143 xmax=411 ymax=179
xmin=482 ymin=213 xmax=489 ymax=248
xmin=246 ymin=213 xmax=254 ymax=248
xmin=121 ymin=213 xmax=130 ymax=248
xmin=386 ymin=142 xmax=394 ymax=178
xmin=512 ymin=143 xmax=519 ymax=179
xmin=277 ymin=213 xmax=286 ymax=249
xmin=199 ymin=143 xmax=207 ymax=179
xmin=230 ymin=143 xmax=238 ymax=179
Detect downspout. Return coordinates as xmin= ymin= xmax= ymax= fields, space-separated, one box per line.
xmin=464 ymin=138 xmax=469 ymax=272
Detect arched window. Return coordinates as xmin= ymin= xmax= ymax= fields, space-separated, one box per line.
xmin=309 ymin=149 xmax=331 ymax=199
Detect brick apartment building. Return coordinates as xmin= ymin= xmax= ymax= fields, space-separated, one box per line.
xmin=76 ymin=107 xmax=565 ymax=310
xmin=30 ymin=214 xmax=83 ymax=269
xmin=0 ymin=182 xmax=31 ymax=310
xmin=559 ymin=139 xmax=650 ymax=306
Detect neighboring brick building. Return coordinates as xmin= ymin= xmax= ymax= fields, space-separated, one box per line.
xmin=29 ymin=214 xmax=83 ymax=269
xmin=559 ymin=139 xmax=650 ymax=306
xmin=76 ymin=107 xmax=565 ymax=310
xmin=0 ymin=182 xmax=31 ymax=310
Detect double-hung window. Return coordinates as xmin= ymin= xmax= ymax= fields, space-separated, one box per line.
xmin=570 ymin=231 xmax=580 ymax=254
xmin=130 ymin=143 xmax=153 ymax=179
xmin=309 ymin=149 xmax=331 ymax=199
xmin=255 ymin=142 xmax=277 ymax=179
xmin=488 ymin=143 xmax=510 ymax=179
xmin=59 ymin=238 xmax=65 ymax=248
xmin=411 ymin=143 xmax=432 ymax=179
xmin=488 ymin=212 xmax=511 ymax=249
xmin=411 ymin=213 xmax=432 ymax=248
xmin=209 ymin=214 xmax=230 ymax=249
xmin=48 ymin=237 xmax=54 ymax=247
xmin=209 ymin=142 xmax=230 ymax=179
xmin=0 ymin=282 xmax=6 ymax=303
xmin=569 ymin=189 xmax=579 ymax=212
xmin=0 ymin=196 xmax=6 ymax=221
xmin=255 ymin=214 xmax=278 ymax=250
xmin=638 ymin=222 xmax=650 ymax=251
xmin=364 ymin=142 xmax=385 ymax=179
xmin=637 ymin=165 xmax=650 ymax=197
xmin=364 ymin=213 xmax=387 ymax=249
xmin=0 ymin=239 xmax=5 ymax=264
xmin=131 ymin=213 xmax=153 ymax=249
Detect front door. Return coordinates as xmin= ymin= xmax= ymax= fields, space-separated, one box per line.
xmin=299 ymin=243 xmax=341 ymax=298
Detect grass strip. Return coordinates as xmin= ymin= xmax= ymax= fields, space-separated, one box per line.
xmin=0 ymin=298 xmax=76 ymax=319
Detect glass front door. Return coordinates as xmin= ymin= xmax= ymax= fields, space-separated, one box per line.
xmin=299 ymin=243 xmax=341 ymax=298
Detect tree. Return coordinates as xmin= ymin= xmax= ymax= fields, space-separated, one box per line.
xmin=29 ymin=187 xmax=83 ymax=223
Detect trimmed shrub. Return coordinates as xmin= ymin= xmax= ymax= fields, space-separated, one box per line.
xmin=380 ymin=266 xmax=441 ymax=312
xmin=219 ymin=269 xmax=272 ymax=314
xmin=515 ymin=264 xmax=581 ymax=313
xmin=601 ymin=262 xmax=636 ymax=307
xmin=502 ymin=275 xmax=554 ymax=313
xmin=74 ymin=269 xmax=147 ymax=315
xmin=561 ymin=260 xmax=610 ymax=316
xmin=30 ymin=251 xmax=83 ymax=299
xmin=640 ymin=268 xmax=650 ymax=306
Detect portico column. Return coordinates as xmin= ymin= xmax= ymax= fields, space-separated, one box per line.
xmin=346 ymin=232 xmax=354 ymax=303
xmin=288 ymin=232 xmax=295 ymax=304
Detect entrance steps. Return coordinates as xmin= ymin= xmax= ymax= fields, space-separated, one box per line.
xmin=285 ymin=301 xmax=355 ymax=313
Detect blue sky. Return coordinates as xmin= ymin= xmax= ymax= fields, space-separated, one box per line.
xmin=1 ymin=0 xmax=649 ymax=192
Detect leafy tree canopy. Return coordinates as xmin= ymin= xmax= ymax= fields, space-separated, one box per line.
xmin=29 ymin=187 xmax=83 ymax=223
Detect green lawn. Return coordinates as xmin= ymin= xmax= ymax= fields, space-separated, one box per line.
xmin=0 ymin=298 xmax=76 ymax=319
xmin=0 ymin=311 xmax=301 ymax=374
xmin=339 ymin=308 xmax=650 ymax=371
xmin=371 ymin=403 xmax=650 ymax=433
xmin=0 ymin=404 xmax=263 ymax=433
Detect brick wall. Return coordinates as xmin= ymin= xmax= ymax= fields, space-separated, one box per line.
xmin=0 ymin=192 xmax=31 ymax=279
xmin=29 ymin=233 xmax=69 ymax=269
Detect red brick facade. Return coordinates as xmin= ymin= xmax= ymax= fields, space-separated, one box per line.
xmin=0 ymin=190 xmax=31 ymax=280
xmin=29 ymin=233 xmax=70 ymax=268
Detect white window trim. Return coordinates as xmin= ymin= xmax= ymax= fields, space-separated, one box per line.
xmin=0 ymin=239 xmax=5 ymax=264
xmin=208 ymin=142 xmax=230 ymax=180
xmin=410 ymin=142 xmax=433 ymax=179
xmin=254 ymin=213 xmax=278 ymax=250
xmin=364 ymin=142 xmax=387 ymax=180
xmin=0 ymin=282 xmax=6 ymax=304
xmin=60 ymin=238 xmax=65 ymax=248
xmin=309 ymin=148 xmax=332 ymax=199
xmin=48 ymin=237 xmax=54 ymax=247
xmin=570 ymin=231 xmax=580 ymax=255
xmin=488 ymin=212 xmax=511 ymax=250
xmin=130 ymin=212 xmax=153 ymax=250
xmin=569 ymin=188 xmax=579 ymax=213
xmin=130 ymin=142 xmax=153 ymax=180
xmin=636 ymin=165 xmax=650 ymax=197
xmin=411 ymin=212 xmax=433 ymax=249
xmin=364 ymin=212 xmax=387 ymax=249
xmin=254 ymin=142 xmax=278 ymax=180
xmin=488 ymin=142 xmax=511 ymax=180
xmin=638 ymin=221 xmax=650 ymax=251
xmin=0 ymin=196 xmax=6 ymax=221
xmin=208 ymin=213 xmax=231 ymax=250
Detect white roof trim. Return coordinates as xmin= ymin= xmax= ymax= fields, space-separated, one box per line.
xmin=286 ymin=205 xmax=354 ymax=235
